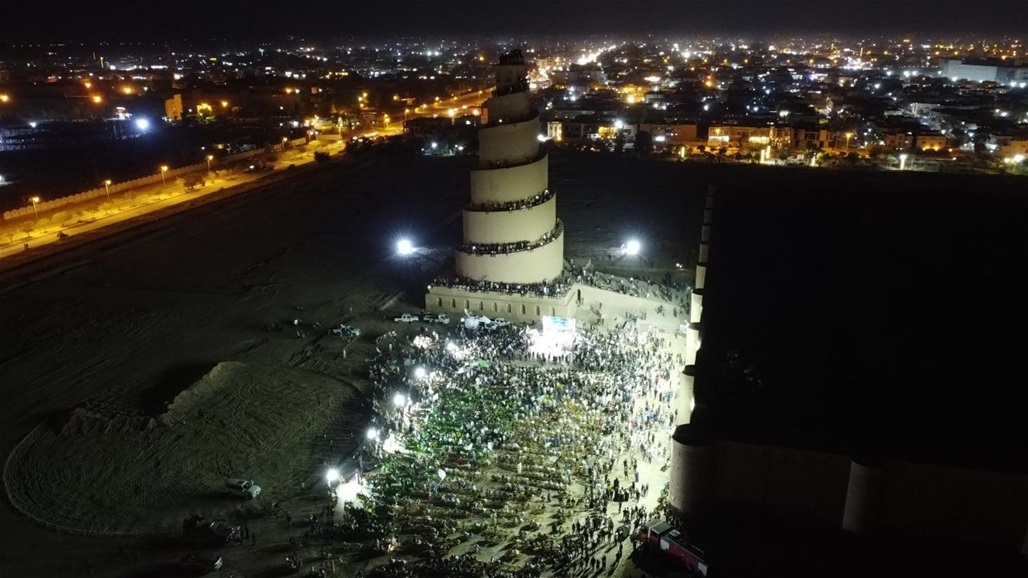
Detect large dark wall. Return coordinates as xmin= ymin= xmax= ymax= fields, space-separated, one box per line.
xmin=696 ymin=167 xmax=1028 ymax=469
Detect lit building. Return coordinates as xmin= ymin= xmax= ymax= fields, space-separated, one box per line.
xmin=427 ymin=49 xmax=573 ymax=321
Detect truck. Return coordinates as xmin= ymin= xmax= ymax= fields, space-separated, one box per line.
xmin=637 ymin=520 xmax=709 ymax=576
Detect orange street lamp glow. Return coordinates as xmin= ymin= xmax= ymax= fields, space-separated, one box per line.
xmin=160 ymin=165 xmax=169 ymax=186
xmin=104 ymin=179 xmax=112 ymax=200
xmin=91 ymin=95 xmax=102 ymax=104
xmin=122 ymin=86 xmax=133 ymax=95
xmin=0 ymin=94 xmax=9 ymax=103
xmin=221 ymin=100 xmax=229 ymax=108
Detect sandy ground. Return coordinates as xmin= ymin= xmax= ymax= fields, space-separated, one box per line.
xmin=0 ymin=152 xmax=706 ymax=577
xmin=5 ymin=362 xmax=363 ymax=536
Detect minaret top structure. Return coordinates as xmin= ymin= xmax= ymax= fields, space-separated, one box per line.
xmin=494 ymin=49 xmax=530 ymax=97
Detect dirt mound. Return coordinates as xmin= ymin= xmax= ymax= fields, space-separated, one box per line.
xmin=4 ymin=362 xmax=365 ymax=536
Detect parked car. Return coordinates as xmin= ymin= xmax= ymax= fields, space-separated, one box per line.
xmin=225 ymin=478 xmax=261 ymax=500
xmin=180 ymin=552 xmax=224 ymax=573
xmin=488 ymin=317 xmax=512 ymax=329
xmin=394 ymin=313 xmax=419 ymax=323
xmin=331 ymin=324 xmax=361 ymax=338
xmin=422 ymin=313 xmax=451 ymax=325
xmin=182 ymin=516 xmax=241 ymax=546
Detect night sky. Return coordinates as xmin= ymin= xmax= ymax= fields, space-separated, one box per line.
xmin=3 ymin=0 xmax=1025 ymax=42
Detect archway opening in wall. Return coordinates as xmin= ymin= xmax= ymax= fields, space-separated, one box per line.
xmin=479 ymin=301 xmax=484 ymax=311
xmin=451 ymin=298 xmax=457 ymax=308
xmin=465 ymin=299 xmax=470 ymax=309
xmin=507 ymin=303 xmax=512 ymax=313
xmin=550 ymin=307 xmax=555 ymax=316
xmin=535 ymin=306 xmax=540 ymax=315
xmin=437 ymin=297 xmax=443 ymax=307
xmin=492 ymin=302 xmax=498 ymax=312
xmin=521 ymin=304 xmax=526 ymax=315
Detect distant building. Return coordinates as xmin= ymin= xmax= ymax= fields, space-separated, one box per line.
xmin=164 ymin=94 xmax=184 ymax=121
xmin=939 ymin=58 xmax=1028 ymax=84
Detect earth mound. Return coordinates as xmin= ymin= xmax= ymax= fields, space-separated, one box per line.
xmin=4 ymin=361 xmax=364 ymax=536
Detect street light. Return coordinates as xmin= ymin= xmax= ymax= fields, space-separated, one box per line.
xmin=393 ymin=392 xmax=407 ymax=408
xmin=396 ymin=238 xmax=414 ymax=256
xmin=206 ymin=155 xmax=214 ymax=174
xmin=326 ymin=468 xmax=340 ymax=485
xmin=160 ymin=165 xmax=169 ymax=186
xmin=845 ymin=132 xmax=853 ymax=152
xmin=624 ymin=239 xmax=641 ymax=256
xmin=104 ymin=179 xmax=112 ymax=201
xmin=282 ymin=137 xmax=288 ymax=150
xmin=30 ymin=196 xmax=40 ymax=219
xmin=899 ymin=153 xmax=908 ymax=171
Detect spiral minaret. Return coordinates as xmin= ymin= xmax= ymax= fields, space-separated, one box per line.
xmin=455 ymin=49 xmax=564 ymax=284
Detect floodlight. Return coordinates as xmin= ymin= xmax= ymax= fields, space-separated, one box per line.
xmin=396 ymin=238 xmax=414 ymax=256
xmin=326 ymin=468 xmax=340 ymax=484
xmin=625 ymin=239 xmax=641 ymax=256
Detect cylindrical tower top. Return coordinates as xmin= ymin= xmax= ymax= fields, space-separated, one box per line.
xmin=495 ymin=49 xmax=530 ymax=96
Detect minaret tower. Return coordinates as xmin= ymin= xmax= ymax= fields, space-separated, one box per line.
xmin=456 ymin=49 xmax=564 ymax=284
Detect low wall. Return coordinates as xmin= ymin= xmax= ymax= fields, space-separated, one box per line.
xmin=669 ymin=435 xmax=1028 ymax=551
xmin=425 ymin=284 xmax=577 ymax=323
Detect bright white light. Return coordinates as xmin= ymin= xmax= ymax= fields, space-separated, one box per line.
xmin=335 ymin=476 xmax=368 ymax=504
xmin=381 ymin=432 xmax=401 ymax=454
xmin=393 ymin=392 xmax=407 ymax=407
xmin=366 ymin=427 xmax=379 ymax=441
xmin=430 ymin=141 xmax=438 ymax=149
xmin=413 ymin=366 xmax=427 ymax=380
xmin=537 ymin=134 xmax=547 ymax=142
xmin=445 ymin=341 xmax=457 ymax=353
xmin=396 ymin=238 xmax=414 ymax=255
xmin=613 ymin=119 xmax=624 ymax=130
xmin=624 ymin=239 xmax=641 ymax=256
xmin=135 ymin=118 xmax=150 ymax=131
xmin=28 ymin=121 xmax=38 ymax=128
xmin=326 ymin=468 xmax=340 ymax=484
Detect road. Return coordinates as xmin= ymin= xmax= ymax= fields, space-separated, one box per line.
xmin=0 ymin=141 xmax=343 ymax=265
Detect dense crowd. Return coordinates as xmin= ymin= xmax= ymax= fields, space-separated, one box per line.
xmin=470 ymin=189 xmax=555 ymax=213
xmin=430 ymin=275 xmax=572 ymax=299
xmin=460 ymin=221 xmax=563 ymax=256
xmin=301 ymin=317 xmax=683 ymax=577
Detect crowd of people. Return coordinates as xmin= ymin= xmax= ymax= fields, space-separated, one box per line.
xmin=306 ymin=314 xmax=684 ymax=577
xmin=460 ymin=221 xmax=563 ymax=256
xmin=470 ymin=189 xmax=555 ymax=213
xmin=430 ymin=275 xmax=573 ymax=300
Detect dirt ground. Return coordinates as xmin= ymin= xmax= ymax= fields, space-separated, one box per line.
xmin=0 ymin=152 xmax=706 ymax=577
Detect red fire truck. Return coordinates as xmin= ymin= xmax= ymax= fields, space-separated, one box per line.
xmin=637 ymin=519 xmax=709 ymax=576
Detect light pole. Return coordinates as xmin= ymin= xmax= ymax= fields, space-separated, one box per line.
xmin=845 ymin=131 xmax=853 ymax=152
xmin=30 ymin=196 xmax=40 ymax=219
xmin=899 ymin=153 xmax=908 ymax=171
xmin=206 ymin=155 xmax=214 ymax=174
xmin=282 ymin=137 xmax=288 ymax=151
xmin=104 ymin=179 xmax=112 ymax=201
xmin=160 ymin=165 xmax=168 ymax=186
